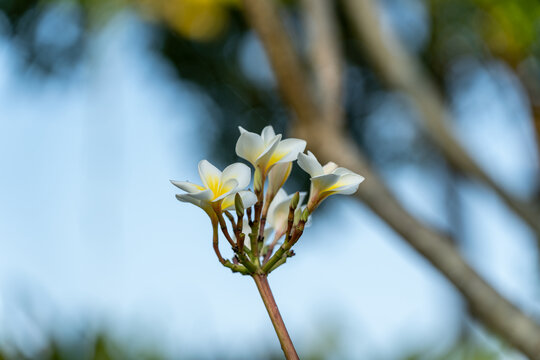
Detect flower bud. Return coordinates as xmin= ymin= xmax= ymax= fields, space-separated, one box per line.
xmin=267 ymin=162 xmax=292 ymax=198
xmin=235 ymin=193 xmax=244 ymax=217
xmin=301 ymin=208 xmax=310 ymax=223
xmin=290 ymin=192 xmax=300 ymax=210
xmin=253 ymin=167 xmax=264 ymax=193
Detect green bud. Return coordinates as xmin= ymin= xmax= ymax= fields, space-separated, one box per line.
xmin=235 ymin=193 xmax=244 ymax=217
xmin=290 ymin=192 xmax=300 ymax=210
xmin=301 ymin=208 xmax=310 ymax=222
xmin=254 ymin=168 xmax=264 ymax=192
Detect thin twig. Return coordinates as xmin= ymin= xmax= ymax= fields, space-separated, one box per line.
xmin=224 ymin=210 xmax=236 ymax=229
xmin=216 ymin=209 xmax=256 ymax=273
xmin=212 ymin=217 xmax=249 ymax=274
xmin=216 ymin=210 xmax=236 ymax=248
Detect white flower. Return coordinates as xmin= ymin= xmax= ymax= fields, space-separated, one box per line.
xmin=266 ymin=162 xmax=292 ymax=199
xmin=172 ymin=160 xmax=257 ymax=212
xmin=235 ymin=126 xmax=306 ymax=174
xmin=267 ymin=189 xmax=307 ymax=240
xmin=297 ymin=151 xmax=365 ymax=211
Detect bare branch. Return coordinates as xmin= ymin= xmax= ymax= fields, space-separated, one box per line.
xmin=342 ymin=0 xmax=540 ymax=237
xmin=242 ymin=1 xmax=540 ymax=357
xmin=301 ymin=123 xmax=540 ymax=359
xmin=242 ymin=0 xmax=319 ymax=126
xmin=301 ymin=0 xmax=344 ymax=126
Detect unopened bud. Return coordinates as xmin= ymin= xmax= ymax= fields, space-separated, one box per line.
xmin=235 ymin=193 xmax=244 ymax=217
xmin=301 ymin=208 xmax=310 ymax=223
xmin=290 ymin=192 xmax=300 ymax=210
xmin=254 ymin=168 xmax=264 ymax=192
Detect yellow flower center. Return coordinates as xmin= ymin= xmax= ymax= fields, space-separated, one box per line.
xmin=206 ymin=176 xmax=235 ymax=200
xmin=265 ymin=150 xmax=287 ymax=171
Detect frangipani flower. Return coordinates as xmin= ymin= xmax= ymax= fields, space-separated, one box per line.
xmin=267 ymin=189 xmax=307 ymax=240
xmin=297 ymin=151 xmax=365 ymax=211
xmin=172 ymin=160 xmax=257 ymax=213
xmin=266 ymin=162 xmax=292 ymax=199
xmin=235 ymin=126 xmax=306 ymax=175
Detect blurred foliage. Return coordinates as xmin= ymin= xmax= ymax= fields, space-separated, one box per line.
xmin=425 ymin=0 xmax=540 ymax=80
xmin=153 ymin=7 xmax=290 ymax=167
xmin=0 ymin=328 xmax=506 ymax=360
xmin=135 ymin=0 xmax=240 ymax=42
xmin=2 ymin=0 xmax=539 ymax=168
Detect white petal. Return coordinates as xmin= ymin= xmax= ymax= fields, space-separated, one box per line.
xmin=241 ymin=219 xmax=253 ymax=249
xmin=238 ymin=126 xmax=248 ymax=134
xmin=261 ymin=125 xmax=277 ymax=144
xmin=332 ymin=183 xmax=361 ymax=195
xmin=170 ymin=180 xmax=203 ymax=193
xmin=268 ymin=199 xmax=290 ymax=231
xmin=267 ymin=190 xmax=285 ymax=227
xmin=271 ymin=138 xmax=307 ymax=165
xmin=175 ymin=194 xmax=210 ymax=212
xmin=212 ymin=178 xmax=239 ymax=202
xmin=257 ymin=134 xmax=281 ymax=162
xmin=311 ymin=173 xmax=341 ymax=193
xmin=272 ymin=188 xmax=288 ymax=204
xmin=267 ymin=162 xmax=292 ymax=195
xmin=322 ymin=162 xmax=339 ymax=174
xmin=188 ymin=188 xmax=214 ymax=201
xmin=222 ymin=162 xmax=251 ymax=189
xmin=332 ymin=167 xmax=356 ymax=176
xmin=235 ymin=131 xmax=264 ymax=165
xmin=239 ymin=190 xmax=258 ymax=208
xmin=297 ymin=151 xmax=324 ymax=177
xmin=222 ymin=190 xmax=257 ymax=211
xmin=262 ymin=227 xmax=273 ymax=244
xmin=326 ymin=174 xmax=365 ymax=195
xmin=255 ymin=134 xmax=282 ymax=167
xmin=298 ymin=191 xmax=307 ymax=205
xmin=267 ymin=190 xmax=302 ymax=230
xmin=198 ymin=160 xmax=222 ymax=189
xmin=176 ymin=193 xmax=199 ymax=205
xmin=221 ymin=193 xmax=235 ymax=211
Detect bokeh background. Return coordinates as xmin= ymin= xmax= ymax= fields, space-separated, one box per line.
xmin=1 ymin=0 xmax=540 ymax=359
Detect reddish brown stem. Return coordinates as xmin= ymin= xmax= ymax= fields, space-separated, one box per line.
xmin=252 ymin=274 xmax=299 ymax=360
xmin=212 ymin=219 xmax=226 ymax=265
xmin=263 ymin=234 xmax=280 ymax=264
xmin=216 ymin=210 xmax=237 ymax=248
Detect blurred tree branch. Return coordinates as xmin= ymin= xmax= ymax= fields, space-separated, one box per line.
xmin=301 ymin=0 xmax=344 ymax=127
xmin=241 ymin=0 xmax=318 ymax=127
xmin=342 ymin=0 xmax=540 ymax=238
xmin=241 ymin=0 xmax=540 ymax=358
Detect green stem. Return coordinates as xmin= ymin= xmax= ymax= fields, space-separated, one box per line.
xmin=262 ymin=220 xmax=305 ymax=273
xmin=211 ymin=216 xmax=249 ymax=274
xmin=252 ymin=274 xmax=299 ymax=360
xmin=263 ymin=242 xmax=290 ymax=273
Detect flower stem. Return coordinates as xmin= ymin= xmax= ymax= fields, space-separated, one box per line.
xmin=252 ymin=274 xmax=299 ymax=360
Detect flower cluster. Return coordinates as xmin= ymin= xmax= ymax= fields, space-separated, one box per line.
xmin=171 ymin=126 xmax=365 ymax=275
